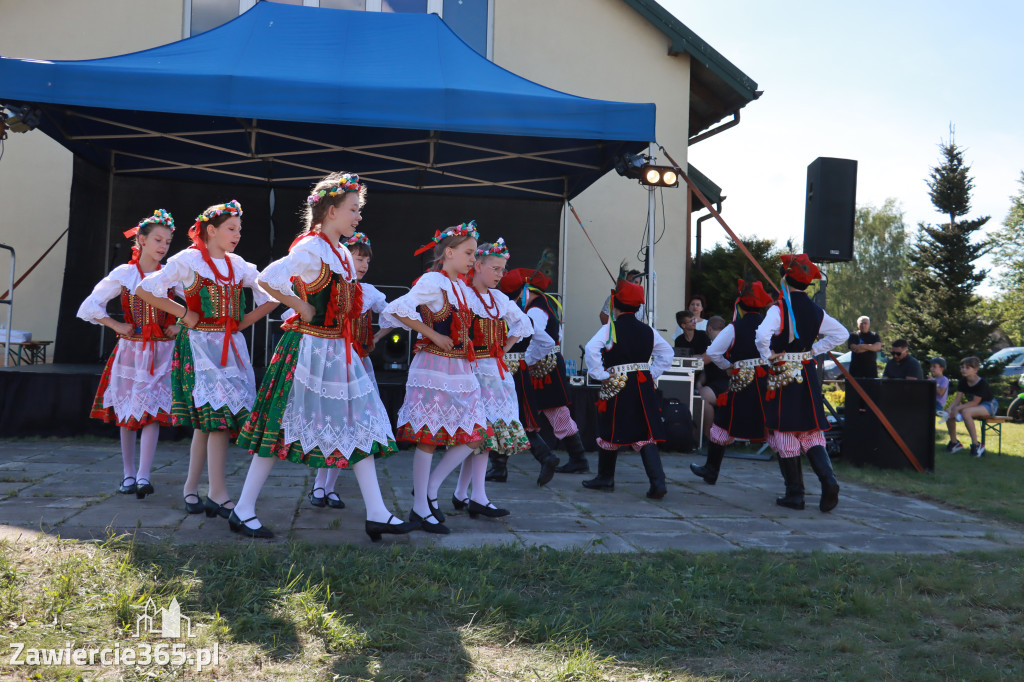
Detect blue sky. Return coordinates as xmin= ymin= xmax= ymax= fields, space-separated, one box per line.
xmin=660 ymin=1 xmax=1024 ymax=292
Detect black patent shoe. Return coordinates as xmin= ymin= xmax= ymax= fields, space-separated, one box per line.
xmin=409 ymin=510 xmax=450 ymax=535
xmin=582 ymin=476 xmax=615 ymax=491
xmin=228 ymin=510 xmax=274 ymax=539
xmin=326 ymin=491 xmax=345 ymax=509
xmin=183 ymin=493 xmax=204 ymax=514
xmin=118 ymin=476 xmax=137 ymax=495
xmin=776 ymin=493 xmax=806 ymax=510
xmin=308 ymin=487 xmax=327 ymax=508
xmin=468 ymin=500 xmax=510 ymax=519
xmin=205 ymin=497 xmax=234 ymax=519
xmin=365 ymin=514 xmax=420 ymax=542
xmin=427 ymin=498 xmax=446 ymax=523
xmin=646 ymin=483 xmax=667 ymax=499
xmin=451 ymin=495 xmax=469 ymax=511
xmin=135 ymin=479 xmax=155 ymax=499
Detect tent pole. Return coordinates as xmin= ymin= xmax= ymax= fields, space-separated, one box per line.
xmin=99 ymin=152 xmax=115 ymax=358
xmin=647 ymin=142 xmax=657 ymax=329
xmin=560 ymin=183 xmax=568 ymax=307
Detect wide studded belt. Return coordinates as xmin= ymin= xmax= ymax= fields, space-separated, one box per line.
xmin=609 ymin=362 xmax=651 ymax=375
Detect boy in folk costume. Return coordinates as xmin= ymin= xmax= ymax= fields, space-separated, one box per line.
xmin=691 ymin=280 xmax=774 ymax=485
xmin=755 ymin=254 xmax=847 ymax=512
xmin=78 ymin=209 xmax=180 ymax=499
xmin=581 ymin=275 xmax=674 ymax=498
xmin=495 ymin=268 xmax=582 ymax=483
xmin=136 ymin=200 xmax=278 ymax=520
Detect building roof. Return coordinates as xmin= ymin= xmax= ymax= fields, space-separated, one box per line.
xmin=621 ymin=0 xmax=760 ymax=136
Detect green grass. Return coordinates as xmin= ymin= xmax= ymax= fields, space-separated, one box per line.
xmin=837 ymin=418 xmax=1024 ymax=526
xmin=1 ymin=535 xmax=1023 ymax=681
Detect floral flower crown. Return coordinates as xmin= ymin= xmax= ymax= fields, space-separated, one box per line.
xmin=123 ymin=208 xmax=175 ymax=239
xmin=344 ymin=232 xmax=371 ymax=248
xmin=307 ymin=174 xmax=363 ymax=206
xmin=195 ymin=200 xmax=243 ymax=225
xmin=413 ymin=220 xmax=479 ymax=256
xmin=476 ymin=237 xmax=509 ymax=259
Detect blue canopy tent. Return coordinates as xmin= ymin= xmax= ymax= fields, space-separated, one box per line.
xmin=0 ymin=2 xmax=656 ymax=199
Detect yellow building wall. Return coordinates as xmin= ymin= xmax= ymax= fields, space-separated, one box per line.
xmin=492 ymin=0 xmax=691 ymax=355
xmin=0 ymin=0 xmax=182 ymax=354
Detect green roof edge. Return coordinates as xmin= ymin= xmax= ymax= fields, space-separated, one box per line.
xmin=621 ymin=0 xmax=759 ymax=102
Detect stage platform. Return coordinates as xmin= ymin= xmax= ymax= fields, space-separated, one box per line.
xmin=1 ymin=364 xmax=705 ymax=456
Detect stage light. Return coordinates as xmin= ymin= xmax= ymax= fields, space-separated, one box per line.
xmin=615 ymin=153 xmax=680 ymax=188
xmin=614 ymin=153 xmax=647 ymax=180
xmin=639 ymin=164 xmax=680 ymax=188
xmin=380 ymin=329 xmax=409 ymax=370
xmin=0 ymin=105 xmax=41 ymax=134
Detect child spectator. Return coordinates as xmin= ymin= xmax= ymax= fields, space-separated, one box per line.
xmin=929 ymin=357 xmax=950 ymax=419
xmin=944 ymin=356 xmax=998 ymax=457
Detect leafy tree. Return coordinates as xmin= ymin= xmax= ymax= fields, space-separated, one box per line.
xmin=690 ymin=237 xmax=786 ymax=320
xmin=821 ymin=199 xmax=908 ymax=335
xmin=889 ymin=132 xmax=992 ymax=369
xmin=984 ymin=172 xmax=1024 ymax=345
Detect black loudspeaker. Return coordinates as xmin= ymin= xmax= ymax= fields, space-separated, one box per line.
xmin=841 ymin=379 xmax=935 ymax=471
xmin=803 ymin=157 xmax=857 ymax=263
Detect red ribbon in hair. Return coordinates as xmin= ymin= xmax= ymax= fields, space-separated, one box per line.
xmin=413 ymin=230 xmax=442 ymax=257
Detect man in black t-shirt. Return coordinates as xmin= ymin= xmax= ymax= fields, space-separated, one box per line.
xmin=883 ymin=339 xmax=924 ymax=380
xmin=674 ymin=310 xmax=710 ymax=357
xmin=848 ymin=315 xmax=882 ymax=378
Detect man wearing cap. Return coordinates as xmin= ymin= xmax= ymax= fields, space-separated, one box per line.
xmin=582 ymin=275 xmax=674 ymax=497
xmin=755 ymin=254 xmax=848 ymax=512
xmin=848 ymin=315 xmax=882 ymax=378
xmin=691 ymin=279 xmax=774 ymax=485
xmin=497 ymin=268 xmax=589 ymax=479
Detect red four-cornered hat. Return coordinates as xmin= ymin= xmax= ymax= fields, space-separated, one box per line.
xmin=780 ymin=253 xmax=822 ymax=285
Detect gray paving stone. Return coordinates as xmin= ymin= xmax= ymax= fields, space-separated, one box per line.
xmin=1 ymin=439 xmax=1022 ymax=554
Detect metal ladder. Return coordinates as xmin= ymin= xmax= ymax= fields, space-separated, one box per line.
xmin=1 ymin=244 xmax=14 ymax=367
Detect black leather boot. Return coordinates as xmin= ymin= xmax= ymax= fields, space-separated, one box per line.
xmin=806 ymin=445 xmax=840 ymax=512
xmin=555 ymin=432 xmax=590 ymax=473
xmin=776 ymin=456 xmax=805 ymax=510
xmin=639 ymin=444 xmax=667 ymax=499
xmin=485 ymin=453 xmax=508 ymax=482
xmin=690 ymin=441 xmax=726 ymax=484
xmin=527 ymin=431 xmax=559 ymax=486
xmin=582 ymin=450 xmax=617 ymax=491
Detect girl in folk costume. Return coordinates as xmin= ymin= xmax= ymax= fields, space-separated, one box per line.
xmin=691 ymin=280 xmax=774 ymax=485
xmin=495 ymin=268 xmax=584 ymax=480
xmin=304 ymin=230 xmax=391 ymax=512
xmin=449 ymin=239 xmax=533 ymax=518
xmin=77 ymin=210 xmax=179 ymax=498
xmin=381 ymin=221 xmax=491 ymax=535
xmin=754 ymin=254 xmax=847 ymax=512
xmin=236 ymin=174 xmax=414 ymax=541
xmin=582 ymin=275 xmax=674 ymax=498
xmin=136 ymin=200 xmax=277 ymax=518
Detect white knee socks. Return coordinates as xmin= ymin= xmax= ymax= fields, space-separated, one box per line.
xmin=232 ymin=455 xmax=276 ymax=528
xmin=119 ymin=427 xmax=136 ymax=480
xmin=137 ymin=422 xmax=159 ymax=484
xmin=352 ymin=456 xmax=399 ymax=524
xmin=469 ymin=450 xmax=491 ymax=506
xmin=426 ymin=443 xmax=474 ymax=501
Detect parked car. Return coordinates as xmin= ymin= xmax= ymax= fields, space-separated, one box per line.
xmin=821 ymin=351 xmax=852 ymax=380
xmin=984 ymin=347 xmax=1024 ymax=377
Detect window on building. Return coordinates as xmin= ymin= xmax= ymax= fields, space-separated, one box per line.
xmin=186 ymin=0 xmax=489 ymax=56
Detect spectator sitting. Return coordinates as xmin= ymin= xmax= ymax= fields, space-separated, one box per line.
xmin=673 ymin=310 xmax=687 ymax=342
xmin=882 ymin=339 xmax=924 ymax=380
xmin=848 ymin=315 xmax=882 ymax=378
xmin=944 ymin=356 xmax=998 ymax=457
xmin=600 ymin=269 xmax=645 ymax=324
xmin=929 ymin=357 xmax=950 ymax=418
xmin=688 ymin=293 xmax=709 ymax=331
xmin=674 ymin=310 xmax=710 ymax=357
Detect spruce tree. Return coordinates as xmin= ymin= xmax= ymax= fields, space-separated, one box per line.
xmin=889 ymin=132 xmax=992 ymax=368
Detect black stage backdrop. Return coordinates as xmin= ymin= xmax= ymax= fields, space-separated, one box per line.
xmin=56 ymin=157 xmax=562 ymax=365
